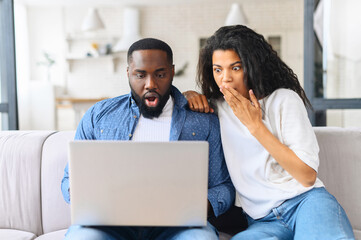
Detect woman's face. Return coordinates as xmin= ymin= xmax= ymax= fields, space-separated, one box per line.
xmin=212 ymin=49 xmax=249 ymax=99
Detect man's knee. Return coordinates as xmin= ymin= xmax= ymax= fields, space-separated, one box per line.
xmin=231 ymin=230 xmax=278 ymax=240
xmin=64 ymin=226 xmax=113 ymax=240
xmin=170 ymin=226 xmax=218 ymax=240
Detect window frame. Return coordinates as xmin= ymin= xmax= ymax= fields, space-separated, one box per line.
xmin=304 ymin=0 xmax=361 ymax=126
xmin=0 ymin=0 xmax=18 ymax=130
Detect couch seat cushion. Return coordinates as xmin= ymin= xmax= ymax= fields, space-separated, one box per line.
xmin=0 ymin=229 xmax=36 ymax=240
xmin=34 ymin=229 xmax=67 ymax=240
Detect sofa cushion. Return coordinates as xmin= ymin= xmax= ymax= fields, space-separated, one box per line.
xmin=41 ymin=131 xmax=74 ymax=234
xmin=34 ymin=229 xmax=67 ymax=240
xmin=315 ymin=127 xmax=361 ymax=236
xmin=0 ymin=229 xmax=37 ymax=240
xmin=0 ymin=131 xmax=56 ymax=236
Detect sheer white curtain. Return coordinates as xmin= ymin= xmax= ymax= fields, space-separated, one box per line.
xmin=14 ymin=3 xmax=32 ymax=130
xmin=14 ymin=3 xmax=56 ymax=130
xmin=327 ymin=0 xmax=361 ymax=99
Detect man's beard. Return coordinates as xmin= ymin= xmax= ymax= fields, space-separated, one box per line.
xmin=131 ymin=87 xmax=171 ymax=119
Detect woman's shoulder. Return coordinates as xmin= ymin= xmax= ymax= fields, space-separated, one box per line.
xmin=268 ymin=88 xmax=299 ymax=99
xmin=264 ymin=88 xmax=303 ymax=106
xmin=261 ymin=88 xmax=306 ymax=118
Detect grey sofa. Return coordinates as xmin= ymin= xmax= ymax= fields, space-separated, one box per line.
xmin=0 ymin=127 xmax=360 ymax=240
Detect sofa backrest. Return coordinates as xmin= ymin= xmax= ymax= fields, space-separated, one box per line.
xmin=0 ymin=131 xmax=56 ymax=236
xmin=1 ymin=128 xmax=360 ymax=238
xmin=41 ymin=131 xmax=74 ymax=234
xmin=37 ymin=127 xmax=361 ymax=238
xmin=315 ymin=127 xmax=361 ymax=239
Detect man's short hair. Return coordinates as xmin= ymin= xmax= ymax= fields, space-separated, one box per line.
xmin=127 ymin=38 xmax=173 ymax=64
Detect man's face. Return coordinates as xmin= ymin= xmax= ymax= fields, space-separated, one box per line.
xmin=127 ymin=49 xmax=174 ymax=119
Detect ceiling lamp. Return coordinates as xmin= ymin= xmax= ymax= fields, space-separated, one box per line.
xmin=81 ymin=8 xmax=105 ymax=32
xmin=225 ymin=3 xmax=247 ymax=26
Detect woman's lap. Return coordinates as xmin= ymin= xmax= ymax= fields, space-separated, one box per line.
xmin=231 ymin=187 xmax=354 ymax=240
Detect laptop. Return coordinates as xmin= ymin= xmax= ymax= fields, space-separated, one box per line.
xmin=68 ymin=140 xmax=209 ymax=227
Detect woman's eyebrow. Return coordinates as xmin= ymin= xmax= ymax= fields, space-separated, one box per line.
xmin=230 ymin=61 xmax=242 ymax=66
xmin=212 ymin=61 xmax=242 ymax=67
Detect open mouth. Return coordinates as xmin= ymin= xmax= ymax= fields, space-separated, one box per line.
xmin=144 ymin=92 xmax=160 ymax=107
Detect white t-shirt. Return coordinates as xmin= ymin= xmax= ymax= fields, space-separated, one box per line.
xmin=132 ymin=96 xmax=174 ymax=142
xmin=217 ymin=88 xmax=324 ymax=219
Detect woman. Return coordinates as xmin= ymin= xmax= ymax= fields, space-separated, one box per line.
xmin=184 ymin=25 xmax=354 ymax=239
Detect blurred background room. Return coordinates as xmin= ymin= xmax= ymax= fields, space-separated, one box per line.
xmin=1 ymin=0 xmax=361 ymax=131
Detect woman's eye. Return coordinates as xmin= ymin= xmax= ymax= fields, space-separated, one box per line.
xmin=213 ymin=68 xmax=221 ymax=73
xmin=233 ymin=66 xmax=241 ymax=71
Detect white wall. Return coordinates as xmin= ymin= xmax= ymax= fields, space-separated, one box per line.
xmin=141 ymin=0 xmax=304 ymax=91
xmin=18 ymin=0 xmax=305 ymax=129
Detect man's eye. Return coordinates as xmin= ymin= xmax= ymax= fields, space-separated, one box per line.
xmin=136 ymin=73 xmax=145 ymax=78
xmin=157 ymin=73 xmax=166 ymax=78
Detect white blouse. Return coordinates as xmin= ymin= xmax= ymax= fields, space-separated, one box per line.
xmin=217 ymin=88 xmax=324 ymax=219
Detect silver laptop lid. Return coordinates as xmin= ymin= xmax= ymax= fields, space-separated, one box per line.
xmin=69 ymin=141 xmax=209 ymax=227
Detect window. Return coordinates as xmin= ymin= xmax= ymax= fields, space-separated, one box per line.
xmin=199 ymin=38 xmax=208 ymax=49
xmin=268 ymin=36 xmax=281 ymax=57
xmin=304 ymin=0 xmax=361 ymax=126
xmin=0 ymin=0 xmax=18 ymax=130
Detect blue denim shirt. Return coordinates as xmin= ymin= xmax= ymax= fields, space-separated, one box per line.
xmin=61 ymin=86 xmax=234 ymax=217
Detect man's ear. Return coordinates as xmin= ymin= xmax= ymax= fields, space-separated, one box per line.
xmin=172 ymin=64 xmax=175 ymax=77
xmin=127 ymin=67 xmax=129 ymax=78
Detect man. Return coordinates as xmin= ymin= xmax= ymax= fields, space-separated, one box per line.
xmin=61 ymin=38 xmax=234 ymax=240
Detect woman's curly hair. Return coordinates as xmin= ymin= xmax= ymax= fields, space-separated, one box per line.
xmin=197 ymin=25 xmax=311 ymax=108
